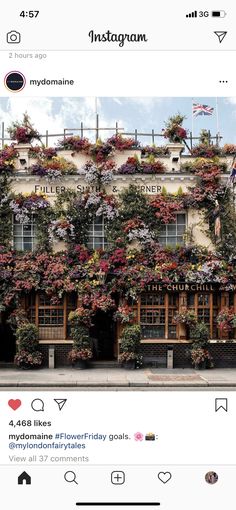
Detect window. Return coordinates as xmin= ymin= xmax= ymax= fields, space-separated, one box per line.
xmin=187 ymin=292 xmax=220 ymax=339
xmin=159 ymin=213 xmax=186 ymax=246
xmin=27 ymin=293 xmax=77 ymax=340
xmin=140 ymin=293 xmax=178 ymax=339
xmin=13 ymin=214 xmax=37 ymax=251
xmin=87 ymin=215 xmax=108 ymax=250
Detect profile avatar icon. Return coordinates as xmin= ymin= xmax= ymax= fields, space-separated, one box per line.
xmin=205 ymin=471 xmax=218 ymax=484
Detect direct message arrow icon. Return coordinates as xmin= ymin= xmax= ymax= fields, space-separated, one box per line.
xmin=54 ymin=398 xmax=67 ymax=410
xmin=214 ymin=31 xmax=227 ymax=43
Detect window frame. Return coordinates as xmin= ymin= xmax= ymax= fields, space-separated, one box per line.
xmin=12 ymin=213 xmax=38 ymax=252
xmin=27 ymin=292 xmax=78 ymax=341
xmin=87 ymin=215 xmax=108 ymax=250
xmin=158 ymin=212 xmax=186 ymax=247
xmin=138 ymin=293 xmax=179 ymax=340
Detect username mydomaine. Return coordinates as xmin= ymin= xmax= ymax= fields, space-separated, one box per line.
xmin=30 ymin=78 xmax=74 ymax=86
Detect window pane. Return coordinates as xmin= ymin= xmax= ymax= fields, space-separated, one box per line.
xmin=177 ymin=214 xmax=186 ymax=224
xmin=159 ymin=214 xmax=186 ymax=247
xmin=23 ymin=224 xmax=32 ymax=233
xmin=177 ymin=225 xmax=185 ymax=234
xmin=14 ymin=225 xmax=22 ymax=234
xmin=167 ymin=225 xmax=176 ymax=234
xmin=14 ymin=239 xmax=22 ymax=250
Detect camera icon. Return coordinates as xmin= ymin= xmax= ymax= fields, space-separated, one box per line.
xmin=7 ymin=30 xmax=21 ymax=44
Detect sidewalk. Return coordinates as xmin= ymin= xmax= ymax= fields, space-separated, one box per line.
xmin=1 ymin=367 xmax=236 ymax=387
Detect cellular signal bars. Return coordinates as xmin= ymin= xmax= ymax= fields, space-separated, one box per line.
xmin=186 ymin=11 xmax=197 ymax=18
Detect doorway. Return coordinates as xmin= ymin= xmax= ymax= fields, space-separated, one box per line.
xmin=90 ymin=311 xmax=116 ymax=360
xmin=0 ymin=312 xmax=16 ymax=362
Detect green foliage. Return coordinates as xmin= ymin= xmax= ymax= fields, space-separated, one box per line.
xmin=120 ymin=324 xmax=141 ymax=353
xmin=36 ymin=207 xmax=54 ymax=251
xmin=199 ymin=129 xmax=210 ymax=145
xmin=190 ymin=322 xmax=209 ymax=348
xmin=0 ymin=175 xmax=12 ymax=247
xmin=70 ymin=324 xmax=92 ymax=349
xmin=16 ymin=323 xmax=39 ymax=352
xmin=165 ymin=113 xmax=186 ymax=128
xmin=176 ymin=186 xmax=183 ymax=196
xmin=111 ymin=185 xmax=159 ymax=243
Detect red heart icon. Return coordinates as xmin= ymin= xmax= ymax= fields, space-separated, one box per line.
xmin=8 ymin=399 xmax=22 ymax=410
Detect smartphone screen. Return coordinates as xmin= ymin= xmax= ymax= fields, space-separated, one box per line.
xmin=0 ymin=2 xmax=235 ymax=509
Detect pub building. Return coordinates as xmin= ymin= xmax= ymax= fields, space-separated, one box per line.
xmin=0 ymin=135 xmax=236 ymax=368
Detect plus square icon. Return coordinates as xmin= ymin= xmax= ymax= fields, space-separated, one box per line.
xmin=111 ymin=471 xmax=125 ymax=485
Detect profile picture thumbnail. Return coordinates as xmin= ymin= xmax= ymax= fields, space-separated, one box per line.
xmin=205 ymin=471 xmax=218 ymax=484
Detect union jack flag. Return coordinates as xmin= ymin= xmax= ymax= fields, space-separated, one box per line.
xmin=192 ymin=103 xmax=214 ymax=117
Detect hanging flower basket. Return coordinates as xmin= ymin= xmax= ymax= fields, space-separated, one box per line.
xmin=216 ymin=307 xmax=236 ymax=332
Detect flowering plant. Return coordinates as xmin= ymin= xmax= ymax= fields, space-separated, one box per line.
xmin=9 ymin=192 xmax=50 ymax=223
xmin=67 ymin=347 xmax=93 ymax=362
xmin=29 ymin=146 xmax=58 ymax=159
xmin=190 ymin=348 xmax=214 ymax=368
xmin=7 ymin=308 xmax=29 ymax=330
xmin=89 ymin=139 xmax=114 ymax=162
xmin=141 ymin=159 xmax=166 ymax=174
xmin=118 ymin=155 xmax=165 ymax=174
xmin=141 ymin=145 xmax=169 ymax=157
xmin=84 ymin=191 xmax=119 ymax=221
xmin=57 ymin=136 xmax=91 ymax=153
xmin=14 ymin=350 xmax=43 ymax=367
xmin=0 ymin=145 xmax=18 ymax=174
xmin=191 ymin=144 xmax=221 ymax=158
xmin=31 ymin=156 xmax=77 ymax=180
xmin=118 ymin=156 xmax=140 ymax=174
xmin=83 ymin=160 xmax=115 ymax=186
xmin=68 ymin=308 xmax=93 ymax=328
xmin=91 ymin=294 xmax=116 ymax=312
xmin=163 ymin=114 xmax=187 ymax=143
xmin=49 ymin=218 xmax=75 ymax=242
xmin=107 ymin=134 xmax=140 ymax=150
xmin=113 ymin=305 xmax=134 ymax=324
xmin=8 ymin=113 xmax=40 ymax=144
xmin=123 ymin=219 xmax=153 ymax=244
xmin=216 ymin=307 xmax=236 ymax=332
xmin=222 ymin=144 xmax=236 ymax=155
xmin=173 ymin=308 xmax=197 ymax=327
xmin=119 ymin=351 xmax=138 ymax=362
xmin=150 ymin=194 xmax=184 ymax=223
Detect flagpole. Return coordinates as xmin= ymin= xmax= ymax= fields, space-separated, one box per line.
xmin=215 ymin=97 xmax=220 ymax=143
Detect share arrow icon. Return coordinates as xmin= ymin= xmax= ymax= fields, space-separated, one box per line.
xmin=214 ymin=31 xmax=227 ymax=43
xmin=54 ymin=399 xmax=67 ymax=410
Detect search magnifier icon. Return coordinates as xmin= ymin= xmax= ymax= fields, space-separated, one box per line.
xmin=64 ymin=471 xmax=78 ymax=484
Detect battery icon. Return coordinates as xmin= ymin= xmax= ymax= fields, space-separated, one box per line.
xmin=212 ymin=10 xmax=226 ymax=17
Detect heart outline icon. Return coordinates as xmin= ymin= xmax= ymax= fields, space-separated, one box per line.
xmin=8 ymin=399 xmax=22 ymax=411
xmin=158 ymin=471 xmax=172 ymax=484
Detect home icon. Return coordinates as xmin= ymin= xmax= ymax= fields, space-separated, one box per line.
xmin=18 ymin=471 xmax=31 ymax=485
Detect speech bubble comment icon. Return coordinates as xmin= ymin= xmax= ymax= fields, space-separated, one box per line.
xmin=31 ymin=399 xmax=45 ymax=412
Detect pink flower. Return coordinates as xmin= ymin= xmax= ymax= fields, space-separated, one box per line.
xmin=134 ymin=432 xmax=144 ymax=441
